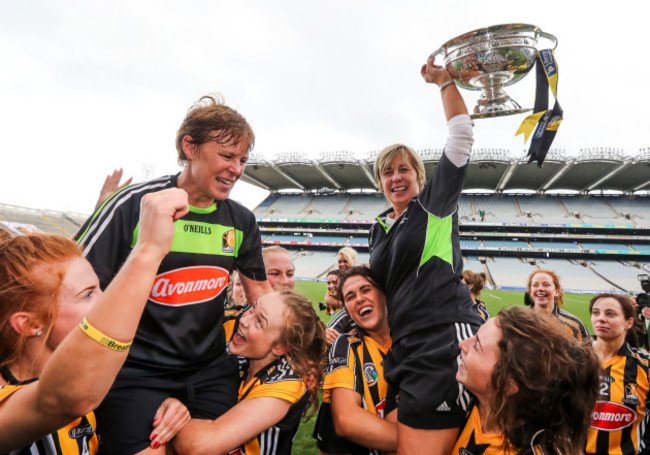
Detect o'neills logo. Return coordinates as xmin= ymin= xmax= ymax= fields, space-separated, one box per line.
xmin=150 ymin=266 xmax=228 ymax=306
xmin=591 ymin=401 xmax=636 ymax=431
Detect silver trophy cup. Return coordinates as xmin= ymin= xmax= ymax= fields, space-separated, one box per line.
xmin=430 ymin=24 xmax=557 ymax=119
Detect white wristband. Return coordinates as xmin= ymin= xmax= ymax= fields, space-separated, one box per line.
xmin=440 ymin=79 xmax=455 ymax=92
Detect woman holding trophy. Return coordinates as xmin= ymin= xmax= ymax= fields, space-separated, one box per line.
xmin=368 ymin=57 xmax=483 ymax=454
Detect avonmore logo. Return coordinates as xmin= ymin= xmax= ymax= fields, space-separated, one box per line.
xmin=150 ymin=266 xmax=229 ymax=306
xmin=591 ymin=401 xmax=636 ymax=431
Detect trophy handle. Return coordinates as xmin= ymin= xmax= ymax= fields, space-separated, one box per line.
xmin=427 ymin=47 xmax=444 ymax=61
xmin=539 ymin=31 xmax=558 ymax=50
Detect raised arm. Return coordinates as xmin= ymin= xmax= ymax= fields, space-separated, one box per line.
xmin=0 ymin=188 xmax=188 ymax=452
xmin=239 ymin=273 xmax=273 ymax=303
xmin=420 ymin=58 xmax=468 ymax=121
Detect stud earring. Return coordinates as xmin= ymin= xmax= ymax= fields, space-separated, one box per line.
xmin=35 ymin=330 xmax=43 ymax=337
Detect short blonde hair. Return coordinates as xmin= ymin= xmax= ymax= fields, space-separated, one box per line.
xmin=373 ymin=144 xmax=426 ymax=193
xmin=262 ymin=245 xmax=292 ymax=260
xmin=337 ymin=247 xmax=358 ymax=267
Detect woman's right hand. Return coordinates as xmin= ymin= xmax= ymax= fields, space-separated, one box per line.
xmin=149 ymin=398 xmax=191 ymax=449
xmin=420 ymin=57 xmax=453 ymax=87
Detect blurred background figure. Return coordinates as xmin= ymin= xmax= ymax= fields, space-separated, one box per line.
xmin=226 ymin=270 xmax=248 ymax=310
xmin=323 ymin=269 xmax=356 ymax=347
xmin=526 ymin=269 xmax=590 ymax=341
xmin=94 ymin=168 xmax=132 ymax=210
xmin=262 ymin=246 xmax=296 ymax=291
xmin=337 ymin=247 xmax=358 ymax=270
xmin=462 ymin=269 xmax=489 ymax=322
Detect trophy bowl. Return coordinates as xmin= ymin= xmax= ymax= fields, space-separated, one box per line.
xmin=430 ymin=24 xmax=557 ymax=119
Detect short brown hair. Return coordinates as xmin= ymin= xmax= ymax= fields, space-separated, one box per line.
xmin=373 ymin=144 xmax=426 ymax=193
xmin=589 ymin=293 xmax=636 ymax=320
xmin=463 ymin=269 xmax=486 ymax=297
xmin=175 ymin=93 xmax=255 ymax=165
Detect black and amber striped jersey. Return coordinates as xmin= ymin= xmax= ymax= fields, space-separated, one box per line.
xmin=223 ymin=304 xmax=248 ymax=343
xmin=327 ymin=308 xmax=357 ymax=335
xmin=587 ymin=342 xmax=650 ymax=455
xmin=474 ymin=299 xmax=489 ymax=323
xmin=229 ymin=357 xmax=308 ymax=455
xmin=0 ymin=384 xmax=99 ymax=455
xmin=323 ymin=330 xmax=391 ymax=417
xmin=453 ymin=405 xmax=542 ymax=455
xmin=553 ymin=305 xmax=590 ymax=341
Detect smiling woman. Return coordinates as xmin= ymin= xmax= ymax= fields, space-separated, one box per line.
xmin=526 ymin=269 xmax=590 ymax=341
xmin=454 ymin=306 xmax=600 ymax=455
xmin=368 ymin=57 xmax=484 ymax=455
xmin=74 ymin=94 xmax=272 ymax=454
xmin=171 ymin=290 xmax=327 ymax=455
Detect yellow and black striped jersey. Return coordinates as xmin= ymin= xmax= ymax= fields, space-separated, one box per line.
xmin=474 ymin=299 xmax=489 ymax=323
xmin=229 ymin=356 xmax=308 ymax=455
xmin=323 ymin=330 xmax=391 ymax=417
xmin=223 ymin=304 xmax=248 ymax=343
xmin=327 ymin=308 xmax=356 ymax=335
xmin=0 ymin=384 xmax=99 ymax=455
xmin=453 ymin=405 xmax=542 ymax=455
xmin=587 ymin=342 xmax=650 ymax=455
xmin=553 ymin=305 xmax=590 ymax=341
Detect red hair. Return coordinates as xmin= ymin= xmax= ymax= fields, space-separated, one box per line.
xmin=0 ymin=233 xmax=81 ymax=369
xmin=527 ymin=269 xmax=564 ymax=307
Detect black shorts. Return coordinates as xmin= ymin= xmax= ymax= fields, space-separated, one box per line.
xmin=384 ymin=323 xmax=478 ymax=430
xmin=95 ymin=353 xmax=239 ymax=454
xmin=312 ymin=402 xmax=370 ymax=455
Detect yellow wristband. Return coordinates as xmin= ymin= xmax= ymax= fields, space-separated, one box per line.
xmin=79 ymin=318 xmax=132 ymax=352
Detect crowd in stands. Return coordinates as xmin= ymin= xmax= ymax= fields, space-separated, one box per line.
xmin=3 ymin=79 xmax=650 ymax=455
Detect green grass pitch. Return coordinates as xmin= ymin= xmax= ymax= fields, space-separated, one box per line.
xmin=290 ymin=280 xmax=596 ymax=455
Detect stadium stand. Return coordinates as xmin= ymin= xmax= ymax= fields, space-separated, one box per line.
xmin=4 ymin=149 xmax=648 ymax=294
xmin=535 ymin=259 xmax=616 ymax=293
xmin=560 ymin=196 xmax=624 ymax=225
xmin=608 ymin=197 xmax=650 ymax=220
xmin=516 ymin=196 xmax=573 ymax=225
xmin=242 ymin=148 xmax=649 ymax=291
xmin=303 ymin=194 xmax=350 ymax=220
xmin=580 ymin=242 xmax=635 ymax=252
xmin=485 ymin=257 xmax=536 ymax=289
xmin=471 ymin=195 xmax=523 ymax=224
xmin=0 ymin=203 xmax=86 ymax=237
xmin=588 ymin=260 xmax=646 ymax=293
xmin=530 ymin=241 xmax=580 ymax=250
xmin=345 ymin=194 xmax=389 ymax=220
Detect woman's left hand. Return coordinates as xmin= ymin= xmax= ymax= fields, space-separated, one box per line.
xmin=149 ymin=397 xmax=191 ymax=449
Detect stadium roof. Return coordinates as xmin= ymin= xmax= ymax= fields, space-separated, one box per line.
xmin=242 ymin=148 xmax=650 ymax=194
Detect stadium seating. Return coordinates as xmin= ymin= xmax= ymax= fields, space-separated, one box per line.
xmin=471 ymin=195 xmax=523 ymax=224
xmin=589 ymin=261 xmax=645 ymax=293
xmin=485 ymin=257 xmax=536 ymax=289
xmin=535 ymin=259 xmax=615 ymax=293
xmin=530 ymin=241 xmax=581 ymax=250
